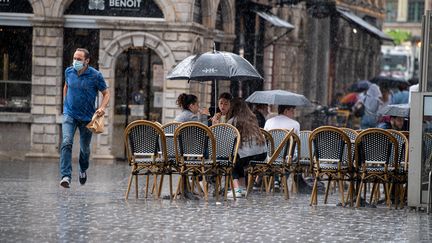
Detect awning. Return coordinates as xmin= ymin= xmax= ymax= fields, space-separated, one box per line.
xmin=336 ymin=7 xmax=393 ymax=42
xmin=255 ymin=11 xmax=294 ymax=29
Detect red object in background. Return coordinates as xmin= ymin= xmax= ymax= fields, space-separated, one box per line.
xmin=340 ymin=93 xmax=358 ymax=106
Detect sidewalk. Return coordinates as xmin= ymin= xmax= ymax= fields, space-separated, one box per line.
xmin=0 ymin=159 xmax=431 ymax=242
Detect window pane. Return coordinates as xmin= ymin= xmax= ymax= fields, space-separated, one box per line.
xmin=0 ymin=26 xmax=32 ymax=113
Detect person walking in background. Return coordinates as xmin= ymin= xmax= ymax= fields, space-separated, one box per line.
xmin=392 ymin=83 xmax=409 ymax=104
xmin=227 ymin=98 xmax=267 ymax=198
xmin=174 ymin=93 xmax=209 ymax=124
xmin=357 ymin=83 xmax=383 ymax=129
xmin=210 ymin=92 xmax=232 ymax=125
xmin=60 ymin=48 xmax=110 ymax=188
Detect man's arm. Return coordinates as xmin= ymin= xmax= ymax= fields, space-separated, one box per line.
xmin=63 ymin=84 xmax=68 ymax=99
xmin=95 ymin=89 xmax=110 ymax=117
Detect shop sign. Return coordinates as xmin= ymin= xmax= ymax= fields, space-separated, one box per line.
xmin=66 ymin=0 xmax=163 ymax=18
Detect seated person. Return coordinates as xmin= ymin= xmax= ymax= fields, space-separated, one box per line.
xmin=377 ymin=115 xmax=407 ymax=131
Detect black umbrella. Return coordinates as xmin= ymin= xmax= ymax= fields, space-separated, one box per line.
xmin=370 ymin=76 xmax=410 ymax=88
xmin=167 ymin=47 xmax=263 ymax=113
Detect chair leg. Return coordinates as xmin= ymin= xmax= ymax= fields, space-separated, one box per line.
xmin=356 ymin=180 xmax=364 ymax=207
xmin=145 ymin=175 xmax=150 ymax=198
xmin=158 ymin=174 xmax=164 ymax=199
xmin=135 ymin=174 xmax=139 ymax=199
xmin=324 ymin=176 xmax=332 ymax=204
xmin=282 ymin=174 xmax=289 ymax=200
xmin=310 ymin=173 xmax=319 ymax=206
xmin=125 ymin=167 xmax=134 ymax=200
xmin=224 ymin=174 xmax=230 ymax=200
xmin=246 ymin=174 xmax=254 ymax=198
xmin=169 ymin=173 xmax=173 ymax=200
xmin=338 ymin=178 xmax=345 ymax=207
xmin=152 ymin=175 xmax=158 ymax=198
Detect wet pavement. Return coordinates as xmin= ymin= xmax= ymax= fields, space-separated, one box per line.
xmin=1 ymin=160 xmax=432 ymax=242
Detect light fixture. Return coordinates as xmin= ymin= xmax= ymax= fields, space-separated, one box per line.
xmin=352 ymin=28 xmax=357 ymax=34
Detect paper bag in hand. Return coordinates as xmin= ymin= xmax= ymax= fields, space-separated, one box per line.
xmin=86 ymin=113 xmax=104 ymax=134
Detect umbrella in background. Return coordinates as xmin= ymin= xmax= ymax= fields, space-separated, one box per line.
xmin=245 ymin=89 xmax=312 ymax=107
xmin=348 ymin=80 xmax=371 ymax=92
xmin=167 ymin=45 xmax=263 ymax=113
xmin=378 ymin=103 xmax=410 ymax=117
xmin=370 ymin=76 xmax=410 ymax=88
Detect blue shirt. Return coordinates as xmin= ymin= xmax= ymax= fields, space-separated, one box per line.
xmin=64 ymin=66 xmax=108 ymax=121
xmin=391 ymin=91 xmax=409 ymax=104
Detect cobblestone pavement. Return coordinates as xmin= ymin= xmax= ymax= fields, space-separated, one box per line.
xmin=1 ymin=160 xmax=432 ymax=243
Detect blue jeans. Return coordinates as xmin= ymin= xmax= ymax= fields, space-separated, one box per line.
xmin=60 ymin=114 xmax=92 ymax=179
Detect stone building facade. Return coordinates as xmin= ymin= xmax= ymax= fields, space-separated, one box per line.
xmin=0 ymin=0 xmax=389 ymax=161
xmin=0 ymin=0 xmax=237 ymax=161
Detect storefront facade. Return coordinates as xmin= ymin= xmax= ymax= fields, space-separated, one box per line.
xmin=0 ymin=0 xmax=236 ymax=161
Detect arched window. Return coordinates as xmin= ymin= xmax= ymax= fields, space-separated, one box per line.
xmin=216 ymin=4 xmax=223 ymax=31
xmin=193 ymin=0 xmax=203 ymax=24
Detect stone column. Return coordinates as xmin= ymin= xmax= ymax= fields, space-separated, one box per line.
xmin=25 ymin=19 xmax=64 ymax=161
xmin=397 ymin=0 xmax=408 ymax=22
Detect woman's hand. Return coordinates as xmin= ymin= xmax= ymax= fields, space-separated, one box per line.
xmin=211 ymin=112 xmax=222 ymax=124
xmin=199 ymin=107 xmax=210 ymax=116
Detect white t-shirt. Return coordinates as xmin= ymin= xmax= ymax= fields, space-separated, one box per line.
xmin=264 ymin=115 xmax=300 ymax=134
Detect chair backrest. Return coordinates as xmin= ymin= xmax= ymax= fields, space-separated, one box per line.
xmin=268 ymin=129 xmax=293 ymax=163
xmin=123 ymin=120 xmax=167 ymax=164
xmin=401 ymin=131 xmax=409 ymax=141
xmin=161 ymin=122 xmax=181 ymax=159
xmin=299 ymin=130 xmax=311 ymax=160
xmin=266 ymin=129 xmax=293 ymax=165
xmin=341 ymin=127 xmax=358 ymax=162
xmin=260 ymin=128 xmax=275 ymax=157
xmin=210 ymin=123 xmax=240 ymax=163
xmin=309 ymin=126 xmax=352 ymax=169
xmin=388 ymin=129 xmax=409 ymax=170
xmin=288 ymin=132 xmax=300 ymax=166
xmin=354 ymin=128 xmax=399 ymax=170
xmin=174 ymin=121 xmax=216 ymax=163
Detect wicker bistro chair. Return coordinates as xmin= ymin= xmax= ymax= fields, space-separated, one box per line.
xmin=159 ymin=122 xmax=181 ymax=198
xmin=287 ymin=132 xmax=301 ymax=193
xmin=210 ymin=123 xmax=241 ymax=200
xmin=174 ymin=122 xmax=217 ymax=200
xmin=245 ymin=129 xmax=293 ymax=199
xmin=354 ymin=128 xmax=399 ymax=208
xmin=309 ymin=126 xmax=354 ymax=206
xmin=388 ymin=129 xmax=409 ymax=208
xmin=298 ymin=131 xmax=313 ymax=176
xmin=268 ymin=129 xmax=294 ymax=197
xmin=124 ymin=120 xmax=169 ymax=199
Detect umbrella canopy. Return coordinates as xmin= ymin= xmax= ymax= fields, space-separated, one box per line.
xmin=370 ymin=76 xmax=410 ymax=88
xmin=349 ymin=80 xmax=371 ymax=92
xmin=166 ymin=50 xmax=263 ymax=81
xmin=378 ymin=104 xmax=410 ymax=117
xmin=245 ymin=90 xmax=312 ymax=107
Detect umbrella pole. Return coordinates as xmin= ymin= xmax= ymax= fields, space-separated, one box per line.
xmin=214 ymin=79 xmax=217 ymax=116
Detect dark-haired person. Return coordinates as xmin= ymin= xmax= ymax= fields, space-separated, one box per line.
xmin=210 ymin=92 xmax=232 ymax=125
xmin=227 ymin=98 xmax=267 ymax=197
xmin=264 ymin=105 xmax=300 ymax=134
xmin=174 ymin=93 xmax=209 ymax=123
xmin=60 ymin=48 xmax=110 ymax=188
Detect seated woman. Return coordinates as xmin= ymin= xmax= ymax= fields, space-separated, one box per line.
xmin=210 ymin=92 xmax=232 ymax=125
xmin=227 ymin=98 xmax=267 ymax=198
xmin=174 ymin=93 xmax=209 ymax=124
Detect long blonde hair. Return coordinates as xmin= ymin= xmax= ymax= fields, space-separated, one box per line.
xmin=229 ymin=98 xmax=264 ymax=147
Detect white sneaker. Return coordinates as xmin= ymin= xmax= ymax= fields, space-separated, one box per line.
xmin=240 ymin=187 xmax=247 ymax=196
xmin=227 ymin=188 xmax=242 ymax=198
xmin=60 ymin=176 xmax=70 ymax=188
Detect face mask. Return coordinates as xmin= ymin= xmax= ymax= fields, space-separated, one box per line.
xmin=73 ymin=60 xmax=84 ymax=71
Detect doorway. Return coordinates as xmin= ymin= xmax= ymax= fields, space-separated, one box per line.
xmin=112 ymin=47 xmax=163 ymax=160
